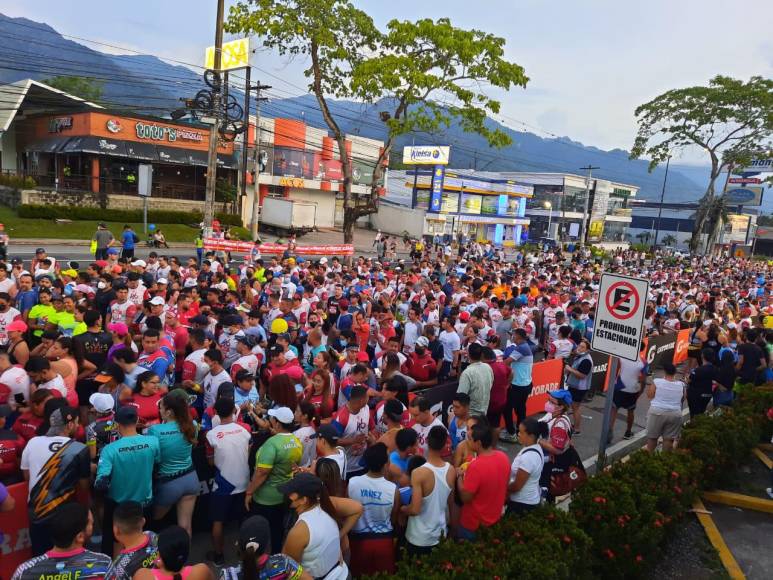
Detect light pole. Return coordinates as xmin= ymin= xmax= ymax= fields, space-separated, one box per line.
xmin=654 ymin=154 xmax=671 ymax=247
xmin=545 ymin=201 xmax=552 ymax=238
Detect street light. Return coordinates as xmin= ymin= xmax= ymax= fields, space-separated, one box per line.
xmin=545 ymin=201 xmax=553 ymax=239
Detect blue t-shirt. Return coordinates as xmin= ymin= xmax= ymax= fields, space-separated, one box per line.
xmin=15 ymin=289 xmax=37 ymax=314
xmin=147 ymin=421 xmax=195 ymax=477
xmin=505 ymin=342 xmax=533 ymax=386
xmin=95 ymin=434 xmax=160 ymax=504
xmin=122 ymin=230 xmax=136 ymax=250
xmin=389 ymin=450 xmax=409 ymax=474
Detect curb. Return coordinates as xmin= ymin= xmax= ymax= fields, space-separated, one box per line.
xmin=702 ymin=490 xmax=773 ymax=514
xmin=753 ymin=447 xmax=773 ymax=470
xmin=8 ymin=239 xmax=191 ymax=248
xmin=692 ymin=497 xmax=746 ymax=579
xmin=581 ymin=407 xmax=691 ymax=476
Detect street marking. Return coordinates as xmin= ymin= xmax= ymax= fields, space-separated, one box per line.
xmin=702 ymin=490 xmax=773 ymax=514
xmin=692 ymin=498 xmax=746 ymax=580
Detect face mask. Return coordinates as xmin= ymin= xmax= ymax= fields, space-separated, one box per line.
xmin=544 ymin=401 xmax=557 ymax=414
xmin=308 ymin=321 xmax=318 ymax=328
xmin=97 ymin=281 xmax=107 ymax=290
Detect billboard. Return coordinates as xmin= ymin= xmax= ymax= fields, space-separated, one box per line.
xmin=403 ymin=146 xmax=450 ymax=165
xmin=205 ymin=38 xmax=250 ymax=71
xmin=460 ymin=193 xmax=482 ymax=214
xmin=735 ymin=157 xmax=772 ymax=174
xmin=441 ymin=192 xmax=459 ymax=213
xmin=724 ymin=187 xmax=763 ymax=206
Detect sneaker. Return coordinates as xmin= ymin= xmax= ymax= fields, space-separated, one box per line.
xmin=206 ymin=551 xmax=225 ymax=566
xmin=499 ymin=431 xmax=518 ymax=443
xmin=623 ymin=430 xmax=634 ymax=440
xmin=767 ymin=488 xmax=773 ymax=500
xmin=573 ymin=430 xmax=581 ymax=437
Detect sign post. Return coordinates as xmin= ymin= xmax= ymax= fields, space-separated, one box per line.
xmin=591 ymin=272 xmax=649 ymax=469
xmin=138 ymin=164 xmax=152 ymax=235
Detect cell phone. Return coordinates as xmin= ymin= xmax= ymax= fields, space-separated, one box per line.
xmin=14 ymin=393 xmax=26 ymax=405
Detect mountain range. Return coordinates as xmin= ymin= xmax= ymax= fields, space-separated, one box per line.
xmin=0 ymin=12 xmax=736 ymax=208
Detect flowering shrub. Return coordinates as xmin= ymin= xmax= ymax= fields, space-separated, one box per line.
xmin=679 ymin=407 xmax=761 ymax=488
xmin=377 ymin=507 xmax=591 ymax=580
xmin=372 ymin=389 xmax=767 ymax=580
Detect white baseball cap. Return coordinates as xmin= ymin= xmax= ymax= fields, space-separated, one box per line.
xmin=131 ymin=260 xmax=147 ymax=268
xmin=156 ymin=278 xmax=168 ymax=285
xmin=149 ymin=296 xmax=165 ymax=306
xmin=89 ymin=392 xmax=114 ymax=414
xmin=267 ymin=407 xmax=294 ymax=424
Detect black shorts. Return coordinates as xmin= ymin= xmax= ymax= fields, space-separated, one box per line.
xmin=76 ymin=378 xmax=97 ymax=407
xmin=613 ymin=389 xmax=639 ymax=410
xmin=687 ymin=346 xmax=701 ymax=360
xmin=209 ymin=492 xmax=246 ymax=523
xmin=568 ymin=387 xmax=588 ymax=405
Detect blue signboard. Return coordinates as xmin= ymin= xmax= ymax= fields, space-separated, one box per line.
xmin=430 ymin=165 xmax=445 ymax=211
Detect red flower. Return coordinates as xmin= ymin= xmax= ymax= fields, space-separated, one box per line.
xmin=593 ymin=496 xmax=607 ymax=504
xmin=654 ymin=520 xmax=663 ymax=528
xmin=636 ymin=555 xmax=644 ymax=563
xmin=671 ymin=471 xmax=680 ymax=478
xmin=443 ymin=562 xmax=454 ymax=571
xmin=562 ymin=535 xmax=572 ymax=544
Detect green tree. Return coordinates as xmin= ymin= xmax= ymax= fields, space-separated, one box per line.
xmin=215 ymin=177 xmax=237 ymax=212
xmin=42 ymin=75 xmax=103 ymax=103
xmin=661 ymin=234 xmax=677 ymax=247
xmin=758 ymin=214 xmax=773 ymax=227
xmin=630 ymin=75 xmax=773 ymax=254
xmin=227 ymin=0 xmax=528 ymax=247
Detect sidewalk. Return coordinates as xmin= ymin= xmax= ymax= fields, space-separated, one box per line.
xmin=8 ymin=226 xmax=385 ymax=252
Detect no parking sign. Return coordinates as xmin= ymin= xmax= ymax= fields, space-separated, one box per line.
xmin=591 ymin=273 xmax=649 ymax=361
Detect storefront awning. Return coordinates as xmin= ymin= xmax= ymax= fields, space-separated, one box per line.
xmin=183 ymin=150 xmax=208 ymax=167
xmin=124 ymin=142 xmax=158 ymax=162
xmin=61 ymin=136 xmax=128 ymax=157
xmin=155 ymin=146 xmax=190 ymax=165
xmin=217 ymin=154 xmax=238 ymax=169
xmin=25 ymin=136 xmax=70 ymax=153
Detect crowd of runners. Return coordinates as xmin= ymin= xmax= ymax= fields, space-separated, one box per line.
xmin=0 ymin=236 xmax=771 ymax=579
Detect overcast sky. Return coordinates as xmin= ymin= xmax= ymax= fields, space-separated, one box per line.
xmin=3 ymin=0 xmax=771 ymax=164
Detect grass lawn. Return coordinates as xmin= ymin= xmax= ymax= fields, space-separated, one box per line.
xmin=0 ymin=205 xmax=250 ymax=243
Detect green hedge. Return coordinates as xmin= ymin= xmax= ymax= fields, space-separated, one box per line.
xmin=16 ymin=204 xmax=243 ymax=227
xmin=377 ymin=387 xmax=773 ymax=580
xmin=0 ymin=174 xmax=37 ymax=189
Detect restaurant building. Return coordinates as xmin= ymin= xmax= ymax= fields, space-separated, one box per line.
xmin=0 ymin=80 xmax=236 ymax=206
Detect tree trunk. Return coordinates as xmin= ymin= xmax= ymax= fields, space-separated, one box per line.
xmin=690 ymin=154 xmax=726 ymax=255
xmin=343 ymin=209 xmax=356 ymax=245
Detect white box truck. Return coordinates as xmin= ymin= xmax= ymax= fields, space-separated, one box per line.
xmin=260 ymin=197 xmax=317 ymax=236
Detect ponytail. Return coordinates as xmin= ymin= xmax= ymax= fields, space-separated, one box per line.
xmin=318 ymin=486 xmax=339 ymax=524
xmin=242 ymin=545 xmax=259 ymax=580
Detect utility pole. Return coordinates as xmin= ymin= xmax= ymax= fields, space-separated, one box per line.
xmin=203 ymin=0 xmax=224 ymax=235
xmin=579 ymin=165 xmax=599 ymax=247
xmin=654 ymin=155 xmax=671 ymax=247
xmin=249 ymin=81 xmax=271 ymax=240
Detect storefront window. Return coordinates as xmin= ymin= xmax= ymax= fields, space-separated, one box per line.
xmin=601 ymin=221 xmax=628 ymax=242
xmin=527 ymin=185 xmax=563 ymax=210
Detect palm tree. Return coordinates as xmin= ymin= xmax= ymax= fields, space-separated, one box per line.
xmin=635 ymin=231 xmax=651 ymax=245
xmin=661 ymin=234 xmax=677 ymax=247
